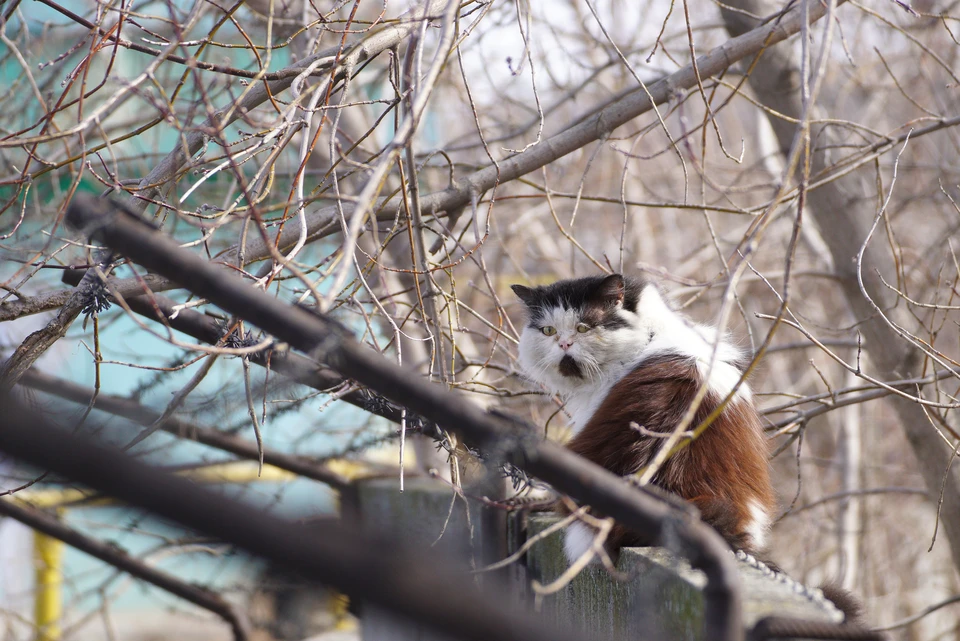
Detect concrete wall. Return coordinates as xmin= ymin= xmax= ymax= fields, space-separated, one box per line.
xmin=522 ymin=514 xmax=842 ymax=641
xmin=353 ymin=476 xmax=507 ymax=641
xmin=354 ymin=476 xmax=843 ymax=641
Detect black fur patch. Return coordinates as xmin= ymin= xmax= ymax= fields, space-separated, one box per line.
xmin=558 ymin=355 xmax=583 ymax=378
xmin=511 ymin=274 xmax=648 ymax=327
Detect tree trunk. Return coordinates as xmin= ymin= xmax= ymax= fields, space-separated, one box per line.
xmin=720 ymin=0 xmax=960 ymax=570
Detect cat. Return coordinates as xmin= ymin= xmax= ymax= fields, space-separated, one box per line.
xmin=511 ymin=273 xmax=775 ymax=562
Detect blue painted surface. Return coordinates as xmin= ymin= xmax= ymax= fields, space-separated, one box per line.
xmin=0 ymin=6 xmax=394 ymax=618
xmin=2 ymin=269 xmax=386 ymax=612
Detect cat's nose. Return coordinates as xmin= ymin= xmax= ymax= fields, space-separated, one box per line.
xmin=558 ymin=338 xmax=573 ymax=351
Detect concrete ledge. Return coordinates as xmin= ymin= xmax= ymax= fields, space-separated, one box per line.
xmin=523 ymin=514 xmax=842 ymax=640
xmin=353 ymin=477 xmax=844 ymax=641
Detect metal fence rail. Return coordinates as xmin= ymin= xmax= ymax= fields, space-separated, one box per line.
xmin=0 ymin=396 xmax=577 ymax=641
xmin=63 ymin=192 xmax=745 ymax=641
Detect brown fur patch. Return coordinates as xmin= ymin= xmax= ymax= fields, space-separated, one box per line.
xmin=564 ymin=354 xmax=775 ymax=554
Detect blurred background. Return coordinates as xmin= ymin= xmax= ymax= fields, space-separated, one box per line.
xmin=1 ymin=0 xmax=959 ymax=638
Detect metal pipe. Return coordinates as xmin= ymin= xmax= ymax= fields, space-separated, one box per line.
xmin=58 ymin=269 xmax=409 ymax=427
xmin=0 ymin=498 xmax=251 ymax=641
xmin=33 ymin=512 xmax=64 ymax=641
xmin=0 ymin=398 xmax=582 ymax=641
xmin=18 ymin=369 xmax=353 ymax=491
xmin=65 ymin=193 xmax=744 ymax=641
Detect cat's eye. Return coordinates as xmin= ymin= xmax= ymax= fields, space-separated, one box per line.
xmin=576 ymin=323 xmax=590 ymax=333
xmin=541 ymin=326 xmax=557 ymax=336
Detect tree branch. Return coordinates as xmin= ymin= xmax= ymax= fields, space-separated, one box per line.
xmin=0 ymin=398 xmax=579 ymax=641
xmin=17 ymin=368 xmax=353 ymax=491
xmin=0 ymin=0 xmax=453 ymax=391
xmin=66 ymin=192 xmax=747 ymax=641
xmin=720 ymin=0 xmax=960 ymax=572
xmin=0 ymin=498 xmax=251 ymax=641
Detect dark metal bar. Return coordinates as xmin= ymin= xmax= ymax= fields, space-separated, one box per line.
xmin=59 ymin=269 xmax=408 ymax=426
xmin=65 ymin=193 xmax=744 ymax=641
xmin=0 ymin=497 xmax=251 ymax=641
xmin=0 ymin=397 xmax=581 ymax=641
xmin=17 ymin=369 xmax=352 ymax=491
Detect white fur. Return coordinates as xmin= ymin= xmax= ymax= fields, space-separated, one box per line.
xmin=517 ymin=284 xmax=750 ymax=434
xmin=563 ymin=521 xmax=600 ymax=565
xmin=563 ymin=500 xmax=770 ymax=565
xmin=635 ymin=287 xmax=752 ymax=404
xmin=745 ymin=498 xmax=771 ymax=551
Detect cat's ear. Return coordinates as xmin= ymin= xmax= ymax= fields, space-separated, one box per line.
xmin=511 ymin=284 xmax=537 ymax=306
xmin=591 ymin=274 xmax=625 ymax=307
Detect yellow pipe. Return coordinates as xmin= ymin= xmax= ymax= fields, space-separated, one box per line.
xmin=19 ymin=458 xmax=381 ymax=639
xmin=332 ymin=592 xmax=357 ymax=631
xmin=14 ymin=459 xmax=378 ymax=509
xmin=33 ymin=509 xmax=64 ymax=641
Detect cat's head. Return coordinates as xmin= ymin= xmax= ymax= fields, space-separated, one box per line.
xmin=511 ymin=274 xmax=650 ymax=393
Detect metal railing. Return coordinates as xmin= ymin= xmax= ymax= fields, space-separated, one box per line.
xmin=3 ymin=460 xmax=370 ymax=640
xmin=57 ymin=193 xmax=745 ymax=641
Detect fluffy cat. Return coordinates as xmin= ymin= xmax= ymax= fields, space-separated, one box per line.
xmin=511 ymin=273 xmax=775 ymax=562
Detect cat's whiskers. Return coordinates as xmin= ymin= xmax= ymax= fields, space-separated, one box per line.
xmin=574 ymin=349 xmax=603 ymax=381
xmin=529 ymin=350 xmax=559 ymax=382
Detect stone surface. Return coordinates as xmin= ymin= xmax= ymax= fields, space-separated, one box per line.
xmin=522 ymin=513 xmax=843 ymax=641
xmin=355 ymin=475 xmax=506 ymax=641
xmin=355 ymin=478 xmax=844 ymax=641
